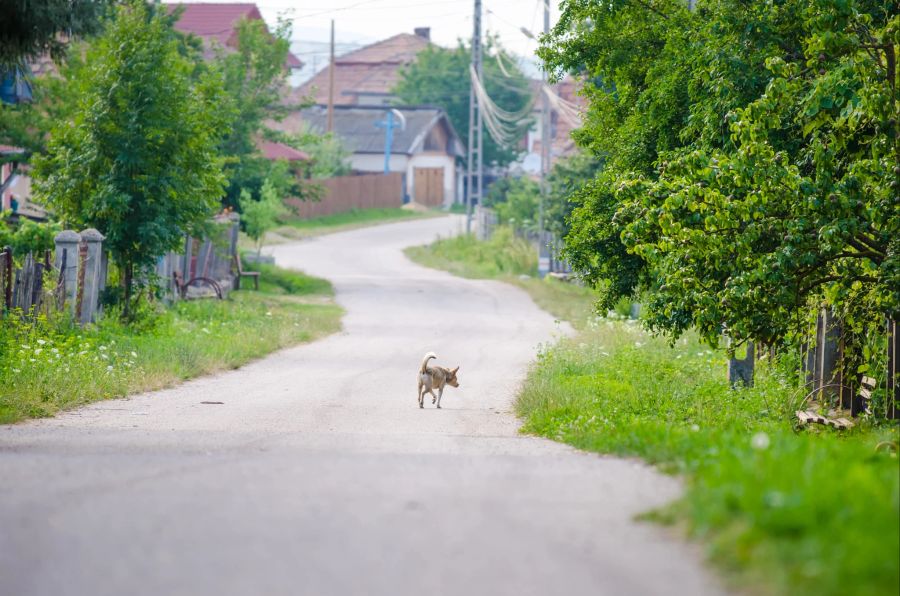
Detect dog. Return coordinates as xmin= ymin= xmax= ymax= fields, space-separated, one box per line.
xmin=417 ymin=352 xmax=459 ymax=409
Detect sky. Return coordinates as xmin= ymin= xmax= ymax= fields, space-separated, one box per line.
xmin=245 ymin=0 xmax=561 ymax=82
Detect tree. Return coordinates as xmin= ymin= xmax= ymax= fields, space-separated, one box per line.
xmin=281 ymin=123 xmax=350 ymax=179
xmin=239 ymin=178 xmax=286 ymax=256
xmin=0 ymin=0 xmax=111 ymax=67
xmin=33 ymin=0 xmax=228 ymax=317
xmin=393 ymin=40 xmax=532 ymax=168
xmin=212 ymin=16 xmax=299 ymax=208
xmin=540 ymin=0 xmax=897 ymax=354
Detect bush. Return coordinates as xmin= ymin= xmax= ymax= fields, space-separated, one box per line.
xmin=0 ymin=215 xmax=61 ymax=256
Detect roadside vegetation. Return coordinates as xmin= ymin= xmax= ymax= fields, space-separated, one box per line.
xmin=410 ymin=230 xmax=899 ymax=596
xmin=252 ymin=207 xmax=440 ymax=246
xmin=405 ymin=227 xmax=596 ymax=329
xmin=0 ymin=264 xmax=340 ymax=424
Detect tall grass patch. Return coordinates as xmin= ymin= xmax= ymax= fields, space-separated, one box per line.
xmin=517 ymin=319 xmax=900 ymax=596
xmin=0 ymin=267 xmax=341 ymax=424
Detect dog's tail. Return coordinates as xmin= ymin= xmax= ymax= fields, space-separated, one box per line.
xmin=420 ymin=352 xmax=437 ymax=374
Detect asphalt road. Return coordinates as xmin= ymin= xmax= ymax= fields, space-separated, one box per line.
xmin=0 ymin=215 xmax=722 ymax=596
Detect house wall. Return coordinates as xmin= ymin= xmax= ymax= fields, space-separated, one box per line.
xmin=407 ymin=153 xmax=456 ymax=207
xmin=350 ymin=153 xmax=409 ymax=175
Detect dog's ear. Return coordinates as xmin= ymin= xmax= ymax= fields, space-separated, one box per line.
xmin=452 ymin=366 xmax=459 ymax=374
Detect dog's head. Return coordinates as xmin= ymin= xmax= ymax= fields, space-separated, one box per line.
xmin=446 ymin=366 xmax=460 ymax=388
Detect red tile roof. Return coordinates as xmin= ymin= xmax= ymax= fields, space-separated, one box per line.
xmin=258 ymin=140 xmax=309 ymax=161
xmin=167 ymin=3 xmax=302 ymax=68
xmin=293 ymin=33 xmax=430 ymax=106
xmin=0 ymin=145 xmax=26 ymax=154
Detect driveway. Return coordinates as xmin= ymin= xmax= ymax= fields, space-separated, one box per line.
xmin=0 ymin=215 xmax=722 ymax=596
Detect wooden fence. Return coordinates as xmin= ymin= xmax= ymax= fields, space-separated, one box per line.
xmin=0 ymin=247 xmax=66 ymax=317
xmin=285 ymin=172 xmax=404 ymax=219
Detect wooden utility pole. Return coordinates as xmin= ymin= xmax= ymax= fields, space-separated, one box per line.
xmin=327 ymin=19 xmax=335 ymax=133
xmin=537 ymin=0 xmax=551 ymax=277
xmin=465 ymin=0 xmax=483 ymax=234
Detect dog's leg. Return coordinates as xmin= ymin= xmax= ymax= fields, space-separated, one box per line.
xmin=436 ymin=386 xmax=444 ymax=409
xmin=417 ymin=381 xmax=424 ymax=409
xmin=428 ymin=389 xmax=437 ymax=405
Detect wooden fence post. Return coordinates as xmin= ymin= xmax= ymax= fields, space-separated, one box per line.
xmin=75 ymin=242 xmax=87 ymax=321
xmin=0 ymin=246 xmax=10 ymax=311
xmin=888 ymin=319 xmax=898 ymax=420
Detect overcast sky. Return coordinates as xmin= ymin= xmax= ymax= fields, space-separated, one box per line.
xmin=247 ymin=0 xmax=560 ymax=79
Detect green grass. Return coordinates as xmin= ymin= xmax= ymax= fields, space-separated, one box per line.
xmin=0 ymin=266 xmax=342 ymax=424
xmin=407 ymin=228 xmax=900 ymax=596
xmin=243 ymin=207 xmax=443 ymax=249
xmin=404 ymin=227 xmax=598 ymax=329
xmin=518 ymin=322 xmax=899 ymax=596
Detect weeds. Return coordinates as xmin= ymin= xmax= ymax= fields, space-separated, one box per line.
xmin=0 ymin=267 xmax=341 ymax=424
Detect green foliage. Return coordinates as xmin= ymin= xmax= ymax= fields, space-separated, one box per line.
xmin=405 ymin=227 xmax=536 ymax=278
xmin=517 ymin=321 xmax=899 ymax=596
xmin=0 ymin=0 xmax=111 ymax=67
xmin=0 ymin=264 xmax=340 ymax=424
xmin=0 ymin=215 xmax=60 ymax=256
xmin=33 ymin=0 xmax=228 ymax=312
xmin=281 ymin=123 xmax=350 ymax=178
xmin=540 ymin=0 xmax=898 ymax=356
xmin=239 ymin=179 xmax=286 ymax=255
xmin=213 ymin=16 xmax=299 ymax=207
xmin=484 ymin=176 xmax=541 ymax=231
xmin=393 ymin=40 xmax=531 ymax=167
xmin=544 ymin=151 xmax=603 ymax=236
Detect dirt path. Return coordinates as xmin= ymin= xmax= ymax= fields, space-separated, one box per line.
xmin=0 ymin=215 xmax=722 ymax=596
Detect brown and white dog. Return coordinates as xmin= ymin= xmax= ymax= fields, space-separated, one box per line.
xmin=417 ymin=352 xmax=459 ymax=409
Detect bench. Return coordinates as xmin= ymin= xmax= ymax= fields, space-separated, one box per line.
xmin=795 ymin=376 xmax=878 ymax=430
xmin=232 ymin=254 xmax=259 ymax=291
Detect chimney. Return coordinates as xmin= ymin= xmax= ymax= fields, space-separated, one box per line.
xmin=414 ymin=27 xmax=431 ymax=40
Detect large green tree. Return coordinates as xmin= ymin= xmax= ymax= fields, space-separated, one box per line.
xmin=0 ymin=0 xmax=112 ymax=67
xmin=393 ymin=41 xmax=532 ymax=168
xmin=541 ymin=0 xmax=898 ymax=352
xmin=211 ymin=16 xmax=297 ymax=208
xmin=34 ymin=0 xmax=227 ymax=316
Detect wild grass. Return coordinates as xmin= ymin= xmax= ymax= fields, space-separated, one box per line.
xmin=241 ymin=207 xmax=442 ymax=249
xmin=409 ymin=228 xmax=900 ymax=596
xmin=517 ymin=320 xmax=899 ymax=596
xmin=0 ymin=266 xmax=342 ymax=424
xmin=404 ymin=228 xmax=597 ymax=329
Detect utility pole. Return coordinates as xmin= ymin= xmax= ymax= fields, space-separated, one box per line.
xmin=327 ymin=19 xmax=335 ymax=133
xmin=465 ymin=0 xmax=483 ymax=234
xmin=537 ymin=0 xmax=551 ymax=277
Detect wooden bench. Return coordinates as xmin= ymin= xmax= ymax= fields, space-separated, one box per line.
xmin=795 ymin=376 xmax=878 ymax=430
xmin=858 ymin=375 xmax=877 ymax=415
xmin=232 ymin=254 xmax=259 ymax=291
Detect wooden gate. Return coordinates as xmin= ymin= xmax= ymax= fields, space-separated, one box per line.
xmin=413 ymin=167 xmax=444 ymax=207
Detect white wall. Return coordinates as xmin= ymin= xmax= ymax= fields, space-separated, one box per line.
xmin=350 ymin=153 xmax=410 ymax=175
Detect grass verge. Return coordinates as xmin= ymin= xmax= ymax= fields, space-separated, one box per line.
xmin=404 ymin=227 xmax=598 ymax=329
xmin=243 ymin=207 xmax=443 ymax=249
xmin=407 ymin=229 xmax=900 ymax=596
xmin=0 ymin=265 xmax=342 ymax=424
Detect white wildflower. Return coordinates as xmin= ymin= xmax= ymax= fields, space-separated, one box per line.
xmin=751 ymin=432 xmax=770 ymax=450
xmin=36 ymin=339 xmax=47 ymax=346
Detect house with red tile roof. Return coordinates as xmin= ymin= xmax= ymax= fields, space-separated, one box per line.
xmin=291 ymin=28 xmax=432 ymax=107
xmin=166 ymin=2 xmax=302 ymax=69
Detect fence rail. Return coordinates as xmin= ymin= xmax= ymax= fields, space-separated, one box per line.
xmin=285 ymin=172 xmax=404 ymax=219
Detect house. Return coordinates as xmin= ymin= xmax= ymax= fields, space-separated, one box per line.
xmin=290 ymin=28 xmax=432 ymax=107
xmin=257 ymin=140 xmax=309 ymax=163
xmin=288 ymin=105 xmax=465 ymax=206
xmin=517 ymin=76 xmax=586 ymax=174
xmin=167 ymin=2 xmax=302 ymax=70
xmin=1 ymin=145 xmax=46 ymax=220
